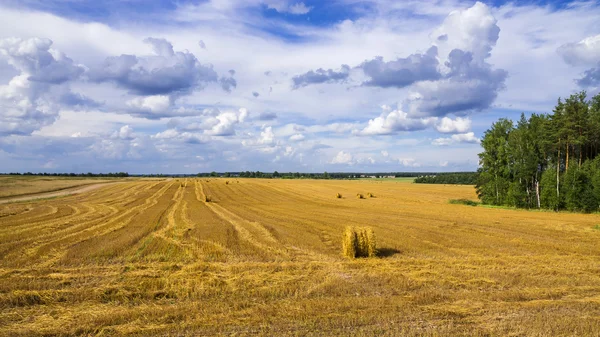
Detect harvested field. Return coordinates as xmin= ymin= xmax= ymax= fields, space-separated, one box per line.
xmin=0 ymin=175 xmax=114 ymax=199
xmin=1 ymin=178 xmax=599 ymax=336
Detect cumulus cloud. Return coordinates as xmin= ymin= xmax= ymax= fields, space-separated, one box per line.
xmin=206 ymin=108 xmax=249 ymax=136
xmin=432 ymin=132 xmax=480 ymax=145
xmin=559 ymin=34 xmax=600 ymax=90
xmin=431 ymin=2 xmax=500 ymax=65
xmin=406 ymin=3 xmax=507 ymax=117
xmin=289 ymin=133 xmax=305 ymax=141
xmin=358 ymin=106 xmax=436 ymax=135
xmin=331 ymin=150 xmax=352 ymax=164
xmin=358 ymin=47 xmax=440 ymax=88
xmin=241 ymin=125 xmax=280 ymax=154
xmin=558 ymin=34 xmax=600 ymax=66
xmin=88 ymin=37 xmax=220 ymax=96
xmin=435 ymin=116 xmax=471 ymax=133
xmin=0 ymin=37 xmax=84 ymax=135
xmin=112 ymin=125 xmax=135 ymax=140
xmin=0 ymin=37 xmax=84 ymax=84
xmin=399 ymin=158 xmax=420 ymax=167
xmin=289 ymin=2 xmax=506 ymax=118
xmin=126 ymin=95 xmax=171 ymax=116
xmin=292 ymin=65 xmax=350 ymax=89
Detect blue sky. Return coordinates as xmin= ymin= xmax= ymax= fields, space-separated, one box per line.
xmin=0 ymin=0 xmax=599 ymax=174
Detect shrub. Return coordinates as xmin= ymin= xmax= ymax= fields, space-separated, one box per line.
xmin=449 ymin=199 xmax=478 ymax=206
xmin=356 ymin=193 xmax=364 ymax=199
xmin=336 ymin=193 xmax=342 ymax=198
xmin=342 ymin=226 xmax=377 ymax=258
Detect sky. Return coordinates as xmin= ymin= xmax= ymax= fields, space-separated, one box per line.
xmin=0 ymin=0 xmax=599 ymax=174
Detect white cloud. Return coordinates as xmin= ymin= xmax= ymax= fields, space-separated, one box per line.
xmin=432 ymin=132 xmax=480 ymax=146
xmin=114 ymin=125 xmax=134 ymax=140
xmin=289 ymin=133 xmax=305 ymax=141
xmin=126 ymin=95 xmax=171 ymax=115
xmin=358 ymin=107 xmax=435 ymax=135
xmin=0 ymin=37 xmax=84 ymax=135
xmin=206 ymin=108 xmax=249 ymax=136
xmin=331 ymin=150 xmax=353 ymax=164
xmin=558 ymin=34 xmax=600 ymax=66
xmin=435 ymin=116 xmax=471 ymax=133
xmin=399 ymin=158 xmax=420 ymax=167
xmin=432 ymin=1 xmax=500 ymax=65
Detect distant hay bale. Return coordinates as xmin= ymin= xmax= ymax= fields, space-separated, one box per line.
xmin=342 ymin=226 xmax=377 ymax=258
xmin=356 ymin=193 xmax=364 ymax=199
xmin=225 ymin=181 xmax=229 ymax=185
xmin=367 ymin=193 xmax=375 ymax=198
xmin=336 ymin=193 xmax=342 ymax=198
xmin=204 ymin=195 xmax=212 ymax=202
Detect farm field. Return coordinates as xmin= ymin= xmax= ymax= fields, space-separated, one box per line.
xmin=1 ymin=178 xmax=600 ymax=336
xmin=0 ymin=175 xmax=114 ymax=199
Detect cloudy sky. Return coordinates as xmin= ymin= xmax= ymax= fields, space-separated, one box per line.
xmin=0 ymin=0 xmax=599 ymax=174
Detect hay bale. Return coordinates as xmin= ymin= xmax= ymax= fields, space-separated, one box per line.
xmin=364 ymin=227 xmax=377 ymax=257
xmin=225 ymin=181 xmax=229 ymax=185
xmin=336 ymin=193 xmax=342 ymax=198
xmin=367 ymin=193 xmax=375 ymax=198
xmin=342 ymin=226 xmax=377 ymax=258
xmin=342 ymin=227 xmax=358 ymax=258
xmin=356 ymin=193 xmax=364 ymax=199
xmin=204 ymin=195 xmax=212 ymax=202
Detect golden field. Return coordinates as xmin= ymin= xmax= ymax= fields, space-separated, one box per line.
xmin=1 ymin=177 xmax=599 ymax=336
xmin=0 ymin=175 xmax=113 ymax=199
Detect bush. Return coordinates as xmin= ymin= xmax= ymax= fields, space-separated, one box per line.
xmin=449 ymin=199 xmax=478 ymax=206
xmin=342 ymin=227 xmax=377 ymax=258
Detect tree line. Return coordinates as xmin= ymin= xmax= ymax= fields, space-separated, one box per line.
xmin=2 ymin=172 xmax=130 ymax=177
xmin=477 ymin=91 xmax=600 ymax=213
xmin=414 ymin=172 xmax=478 ymax=184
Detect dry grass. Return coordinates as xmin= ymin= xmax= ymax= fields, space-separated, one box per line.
xmin=0 ymin=175 xmax=113 ymax=198
xmin=1 ymin=177 xmax=599 ymax=336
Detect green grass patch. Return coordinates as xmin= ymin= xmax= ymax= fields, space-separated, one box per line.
xmin=449 ymin=199 xmax=479 ymax=206
xmin=593 ymin=225 xmax=600 ymax=231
